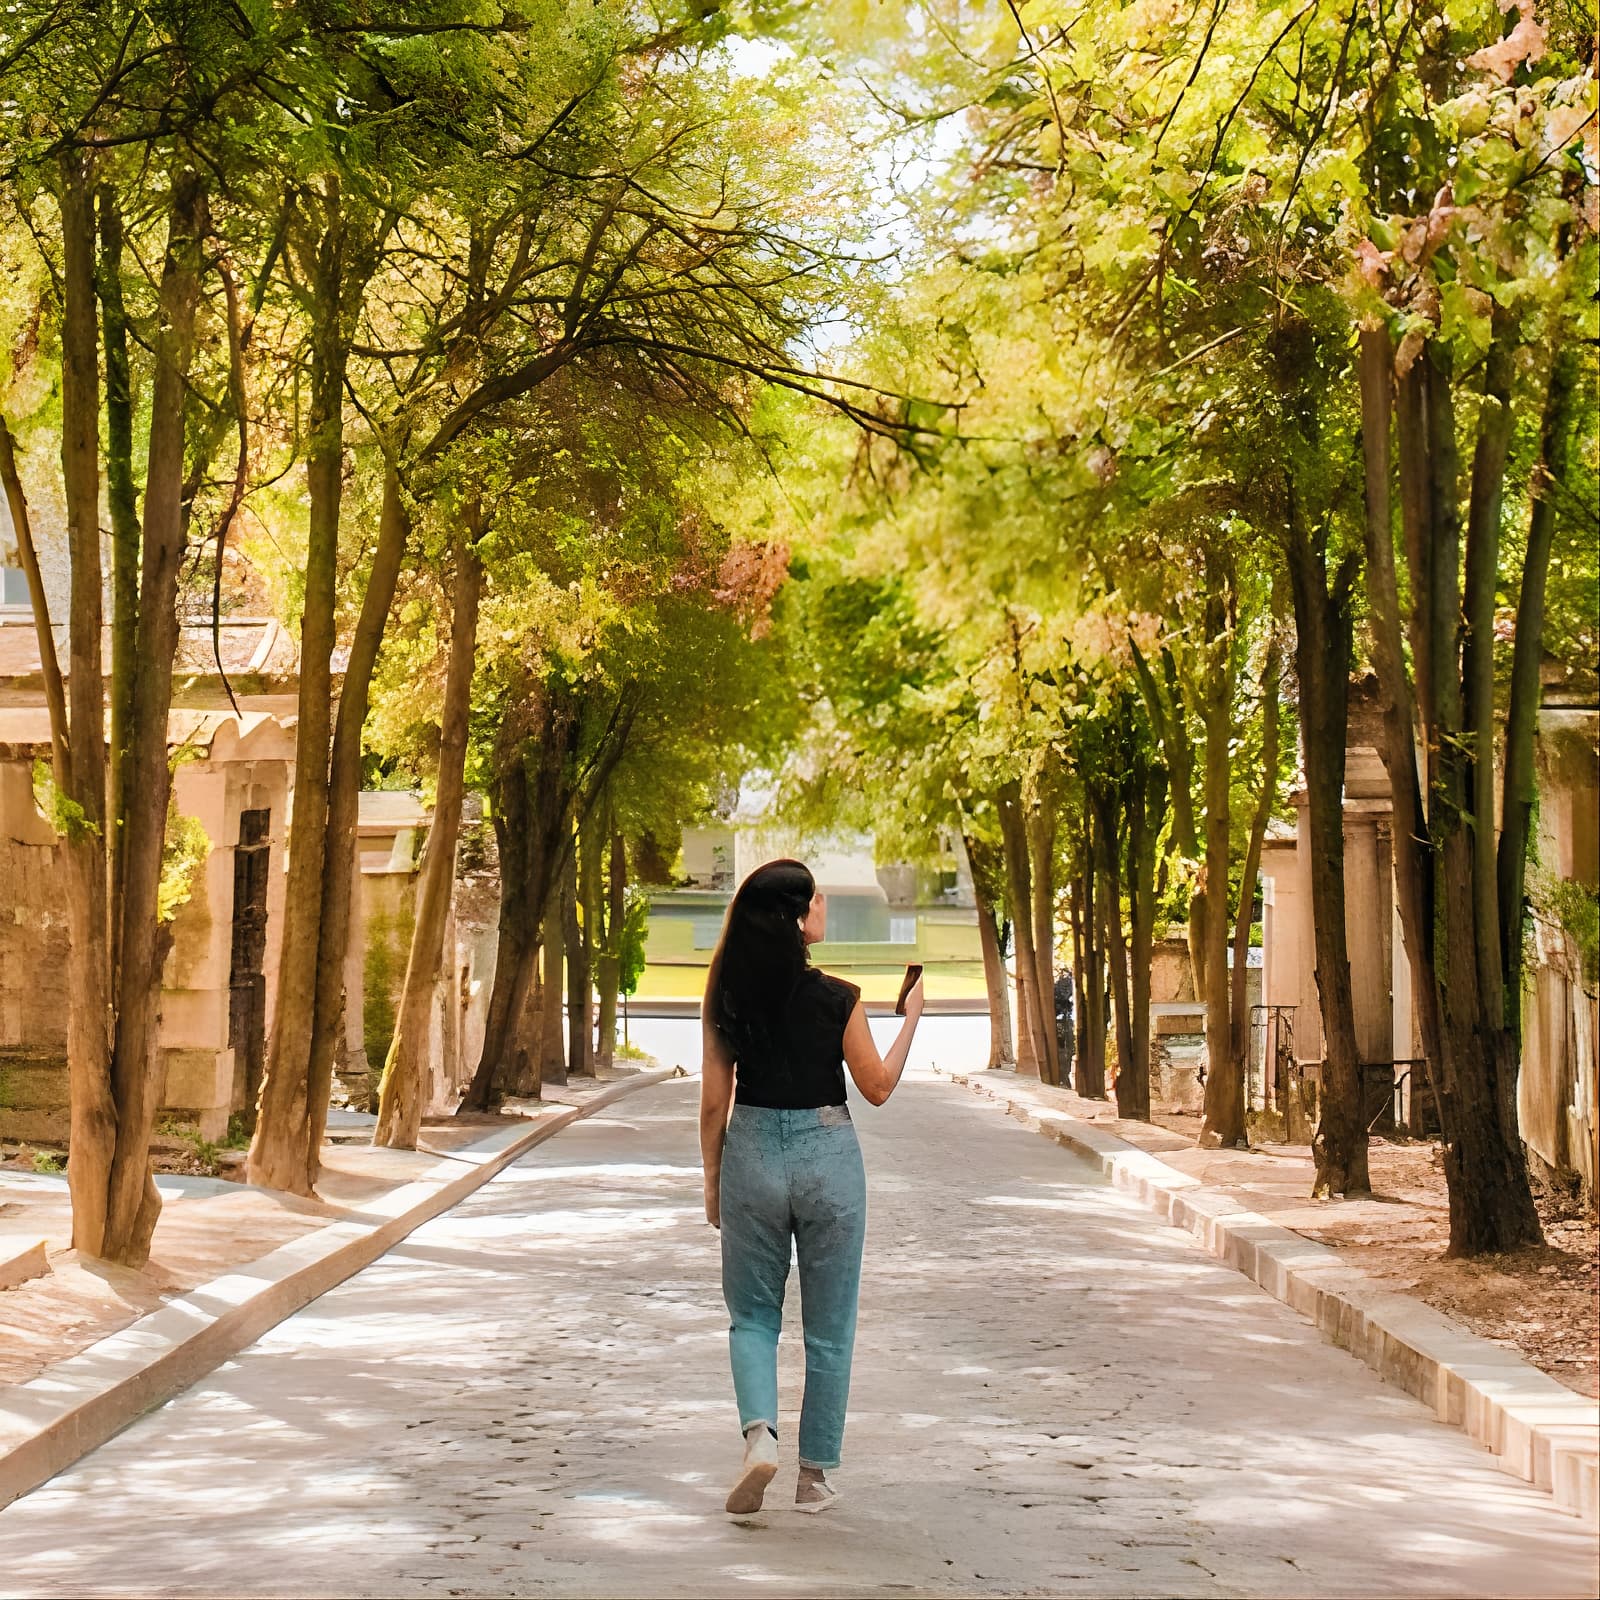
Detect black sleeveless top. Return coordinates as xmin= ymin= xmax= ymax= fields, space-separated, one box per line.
xmin=728 ymin=969 xmax=862 ymax=1109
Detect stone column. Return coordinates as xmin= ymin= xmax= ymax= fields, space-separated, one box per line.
xmin=162 ymin=760 xmax=235 ymax=1140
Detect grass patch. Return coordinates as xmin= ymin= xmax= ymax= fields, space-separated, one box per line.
xmin=155 ymin=1117 xmax=222 ymax=1174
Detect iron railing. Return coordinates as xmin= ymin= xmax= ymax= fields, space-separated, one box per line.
xmin=1262 ymin=1041 xmax=1441 ymax=1141
xmin=1387 ymin=1062 xmax=1442 ymax=1138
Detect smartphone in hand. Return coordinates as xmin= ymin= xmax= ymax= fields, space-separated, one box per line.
xmin=894 ymin=963 xmax=924 ymax=1016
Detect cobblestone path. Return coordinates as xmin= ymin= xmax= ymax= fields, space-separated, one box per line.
xmin=1 ymin=1071 xmax=1594 ymax=1597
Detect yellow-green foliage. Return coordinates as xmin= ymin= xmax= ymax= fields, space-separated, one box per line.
xmin=1532 ymin=869 xmax=1600 ymax=990
xmin=159 ymin=808 xmax=212 ymax=923
xmin=31 ymin=759 xmax=211 ymax=920
xmin=31 ymin=760 xmax=98 ymax=843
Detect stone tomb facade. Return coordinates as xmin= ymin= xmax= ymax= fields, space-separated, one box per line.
xmin=1259 ymin=677 xmax=1598 ymax=1198
xmin=0 ymin=707 xmax=293 ymax=1143
xmin=1259 ymin=746 xmax=1403 ymax=1092
xmin=333 ymin=789 xmax=470 ymax=1117
xmin=0 ymin=611 xmax=298 ymax=1146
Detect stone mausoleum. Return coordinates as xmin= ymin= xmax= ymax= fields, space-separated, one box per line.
xmin=0 ymin=613 xmax=299 ymax=1142
xmin=1260 ymin=675 xmax=1598 ymax=1198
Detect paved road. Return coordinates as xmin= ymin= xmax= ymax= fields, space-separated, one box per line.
xmin=1 ymin=1071 xmax=1594 ymax=1598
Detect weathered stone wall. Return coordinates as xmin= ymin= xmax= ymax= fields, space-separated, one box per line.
xmin=0 ymin=737 xmax=292 ymax=1146
xmin=1150 ymin=932 xmax=1196 ymax=1005
xmin=361 ymin=873 xmax=418 ymax=1079
xmin=158 ymin=752 xmax=291 ymax=1138
xmin=0 ymin=758 xmax=71 ymax=1140
xmin=1518 ymin=709 xmax=1599 ymax=1204
xmin=336 ymin=825 xmax=423 ymax=1112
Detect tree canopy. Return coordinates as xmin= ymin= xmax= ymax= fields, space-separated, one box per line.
xmin=0 ymin=0 xmax=1592 ymax=1260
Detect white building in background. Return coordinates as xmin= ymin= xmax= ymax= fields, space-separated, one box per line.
xmin=654 ymin=786 xmax=980 ymax=1001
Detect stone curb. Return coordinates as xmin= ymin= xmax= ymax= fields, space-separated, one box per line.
xmin=0 ymin=1065 xmax=683 ymax=1512
xmin=0 ymin=1239 xmax=48 ymax=1292
xmin=943 ymin=1068 xmax=1600 ymax=1527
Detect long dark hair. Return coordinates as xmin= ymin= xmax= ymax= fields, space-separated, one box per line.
xmin=707 ymin=858 xmax=815 ymax=1065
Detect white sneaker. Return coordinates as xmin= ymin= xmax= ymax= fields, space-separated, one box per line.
xmin=794 ymin=1472 xmax=839 ymax=1513
xmin=725 ymin=1427 xmax=779 ymax=1515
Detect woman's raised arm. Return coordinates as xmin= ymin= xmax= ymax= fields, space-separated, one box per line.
xmin=842 ymin=978 xmax=924 ymax=1106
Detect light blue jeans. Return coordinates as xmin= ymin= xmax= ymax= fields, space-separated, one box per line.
xmin=719 ymin=1103 xmax=867 ymax=1471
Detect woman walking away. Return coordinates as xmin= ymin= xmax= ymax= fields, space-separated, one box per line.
xmin=699 ymin=859 xmax=925 ymax=1516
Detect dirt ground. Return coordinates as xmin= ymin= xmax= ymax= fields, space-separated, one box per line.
xmin=1151 ymin=1107 xmax=1600 ymax=1398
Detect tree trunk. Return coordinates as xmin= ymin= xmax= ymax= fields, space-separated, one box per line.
xmin=1498 ymin=346 xmax=1579 ymax=1025
xmin=962 ymin=824 xmax=1016 ymax=1070
xmin=1359 ymin=327 xmax=1448 ymax=1114
xmin=1027 ymin=800 xmax=1060 ymax=1085
xmin=1395 ymin=361 xmax=1436 ymax=743
xmin=252 ymin=459 xmax=408 ymax=1192
xmin=1229 ymin=629 xmax=1281 ymax=1129
xmin=473 ymin=874 xmax=544 ymax=1109
xmin=541 ymin=897 xmax=567 ymax=1086
xmin=998 ymin=782 xmax=1045 ymax=1076
xmin=1131 ymin=643 xmax=1198 ymax=857
xmin=1198 ymin=575 xmax=1243 ymax=1147
xmin=1227 ymin=834 xmax=1262 ymax=1114
xmin=1430 ymin=351 xmax=1543 ymax=1256
xmin=248 ymin=194 xmax=348 ymax=1192
xmin=1462 ymin=320 xmax=1516 ymax=1017
xmin=1086 ymin=922 xmax=1108 ymax=1099
xmin=1077 ymin=837 xmax=1108 ymax=1099
xmin=460 ymin=682 xmax=636 ymax=1111
xmin=41 ymin=155 xmax=118 ymax=1260
xmin=301 ymin=466 xmax=410 ymax=1180
xmin=510 ymin=940 xmax=547 ymax=1100
xmin=0 ymin=427 xmax=67 ymax=769
xmin=1287 ymin=525 xmax=1367 ymax=1197
xmin=1069 ymin=866 xmax=1088 ymax=1092
xmin=1122 ymin=759 xmax=1165 ymax=1123
xmin=461 ymin=689 xmax=578 ymax=1109
xmin=1372 ymin=334 xmax=1542 ymax=1255
xmin=1423 ymin=348 xmax=1466 ymax=761
xmin=595 ymin=828 xmax=625 ymax=1068
xmin=1100 ymin=802 xmax=1134 ymax=1111
xmin=578 ymin=811 xmax=604 ymax=1072
xmin=976 ymin=900 xmax=1017 ymax=1071
xmin=96 ymin=185 xmax=138 ymax=960
xmin=563 ymin=844 xmax=590 ymax=1077
xmin=463 ymin=702 xmax=537 ymax=1108
xmin=374 ymin=533 xmax=483 ymax=1148
xmin=99 ymin=172 xmax=208 ymax=1264
xmin=0 ymin=403 xmax=116 ymax=1257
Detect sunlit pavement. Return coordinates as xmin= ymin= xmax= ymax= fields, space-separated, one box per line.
xmin=1 ymin=1058 xmax=1595 ymax=1597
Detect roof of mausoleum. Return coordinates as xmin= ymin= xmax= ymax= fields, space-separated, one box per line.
xmin=0 ymin=614 xmax=299 ymax=685
xmin=0 ymin=705 xmax=295 ymax=764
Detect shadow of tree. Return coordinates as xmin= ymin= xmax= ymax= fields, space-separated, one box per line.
xmin=0 ymin=1078 xmax=1591 ymax=1599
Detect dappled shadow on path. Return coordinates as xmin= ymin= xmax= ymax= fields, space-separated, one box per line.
xmin=0 ymin=1076 xmax=1593 ymax=1599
